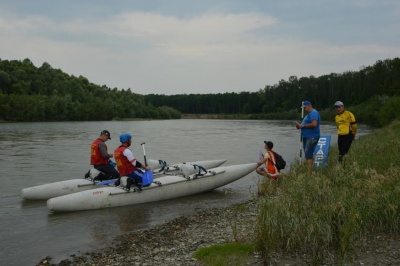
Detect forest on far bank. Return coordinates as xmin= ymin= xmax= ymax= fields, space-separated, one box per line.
xmin=144 ymin=57 xmax=400 ymax=127
xmin=0 ymin=59 xmax=181 ymax=121
xmin=1 ymin=57 xmax=399 ymax=127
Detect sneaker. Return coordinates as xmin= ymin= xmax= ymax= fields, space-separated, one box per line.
xmin=84 ymin=171 xmax=90 ymax=179
xmin=133 ymin=186 xmax=142 ymax=192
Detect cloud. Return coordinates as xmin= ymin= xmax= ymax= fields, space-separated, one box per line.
xmin=0 ymin=3 xmax=399 ymax=95
xmin=57 ymin=11 xmax=278 ymax=61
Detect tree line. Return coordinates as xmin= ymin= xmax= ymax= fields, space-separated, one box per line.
xmin=0 ymin=58 xmax=181 ymax=121
xmin=1 ymin=57 xmax=399 ymax=127
xmin=144 ymin=57 xmax=400 ymax=127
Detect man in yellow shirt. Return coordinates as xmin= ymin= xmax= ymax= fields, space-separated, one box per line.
xmin=334 ymin=101 xmax=357 ymax=162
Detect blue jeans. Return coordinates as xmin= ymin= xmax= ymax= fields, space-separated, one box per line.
xmin=127 ymin=169 xmax=145 ymax=186
xmin=303 ymin=137 xmax=319 ymax=159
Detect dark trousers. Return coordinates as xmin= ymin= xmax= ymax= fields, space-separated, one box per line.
xmin=94 ymin=164 xmax=120 ymax=180
xmin=338 ymin=134 xmax=353 ymax=156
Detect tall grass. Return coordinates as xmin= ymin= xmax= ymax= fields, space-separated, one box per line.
xmin=255 ymin=120 xmax=400 ymax=265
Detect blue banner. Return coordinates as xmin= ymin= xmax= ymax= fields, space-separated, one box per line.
xmin=313 ymin=135 xmax=331 ymax=168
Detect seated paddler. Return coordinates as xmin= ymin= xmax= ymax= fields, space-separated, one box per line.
xmin=114 ymin=133 xmax=148 ymax=191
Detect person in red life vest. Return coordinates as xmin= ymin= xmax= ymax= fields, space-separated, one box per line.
xmin=89 ymin=130 xmax=120 ymax=181
xmin=256 ymin=141 xmax=280 ymax=179
xmin=114 ymin=133 xmax=148 ymax=191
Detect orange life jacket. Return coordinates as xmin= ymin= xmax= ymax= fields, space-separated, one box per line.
xmin=265 ymin=151 xmax=279 ymax=178
xmin=114 ymin=146 xmax=137 ymax=176
xmin=90 ymin=139 xmax=109 ymax=165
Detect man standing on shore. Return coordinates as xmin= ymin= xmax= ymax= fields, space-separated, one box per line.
xmin=334 ymin=101 xmax=357 ymax=163
xmin=295 ymin=100 xmax=320 ymax=174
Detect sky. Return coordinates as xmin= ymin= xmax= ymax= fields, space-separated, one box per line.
xmin=1 ymin=1 xmax=399 ymax=95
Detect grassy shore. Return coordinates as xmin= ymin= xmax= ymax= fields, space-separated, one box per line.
xmin=254 ymin=120 xmax=400 ymax=265
xmin=196 ymin=120 xmax=400 ymax=265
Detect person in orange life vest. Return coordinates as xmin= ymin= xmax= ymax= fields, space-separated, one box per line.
xmin=114 ymin=133 xmax=148 ymax=191
xmin=256 ymin=141 xmax=280 ymax=179
xmin=90 ymin=130 xmax=120 ymax=180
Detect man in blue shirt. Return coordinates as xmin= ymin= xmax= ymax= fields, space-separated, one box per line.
xmin=296 ymin=100 xmax=320 ymax=174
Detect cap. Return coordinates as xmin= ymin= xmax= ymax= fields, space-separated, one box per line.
xmin=264 ymin=141 xmax=273 ymax=149
xmin=334 ymin=101 xmax=344 ymax=107
xmin=101 ymin=130 xmax=111 ymax=140
xmin=302 ymin=100 xmax=312 ymax=107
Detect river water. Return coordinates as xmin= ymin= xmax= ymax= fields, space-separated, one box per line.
xmin=0 ymin=119 xmax=371 ymax=265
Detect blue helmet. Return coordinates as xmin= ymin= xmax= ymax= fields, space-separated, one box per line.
xmin=119 ymin=133 xmax=132 ymax=143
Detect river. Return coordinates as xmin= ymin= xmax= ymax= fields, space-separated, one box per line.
xmin=0 ymin=119 xmax=371 ymax=265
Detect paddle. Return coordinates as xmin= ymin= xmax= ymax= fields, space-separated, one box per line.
xmin=299 ymin=101 xmax=304 ymax=160
xmin=140 ymin=142 xmax=154 ymax=185
xmin=141 ymin=142 xmax=148 ymax=166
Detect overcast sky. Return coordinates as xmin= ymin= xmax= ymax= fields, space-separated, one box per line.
xmin=1 ymin=1 xmax=399 ymax=95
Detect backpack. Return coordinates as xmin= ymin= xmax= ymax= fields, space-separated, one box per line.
xmin=272 ymin=151 xmax=286 ymax=170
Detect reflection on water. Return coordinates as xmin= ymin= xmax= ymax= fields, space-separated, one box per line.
xmin=0 ymin=120 xmax=372 ymax=265
xmin=20 ymin=199 xmax=48 ymax=209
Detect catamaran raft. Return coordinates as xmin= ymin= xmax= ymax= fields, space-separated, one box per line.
xmin=47 ymin=162 xmax=258 ymax=212
xmin=21 ymin=159 xmax=227 ymax=200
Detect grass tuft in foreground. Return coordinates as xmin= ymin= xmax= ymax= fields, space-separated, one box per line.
xmin=256 ymin=120 xmax=400 ymax=265
xmin=193 ymin=243 xmax=256 ymax=266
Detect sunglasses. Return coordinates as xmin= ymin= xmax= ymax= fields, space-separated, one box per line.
xmin=335 ymin=106 xmax=343 ymax=108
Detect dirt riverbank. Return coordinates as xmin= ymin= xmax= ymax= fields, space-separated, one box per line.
xmin=36 ymin=199 xmax=400 ymax=266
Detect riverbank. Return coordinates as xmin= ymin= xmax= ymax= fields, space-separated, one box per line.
xmin=36 ymin=197 xmax=400 ymax=266
xmin=37 ymin=199 xmax=262 ymax=266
